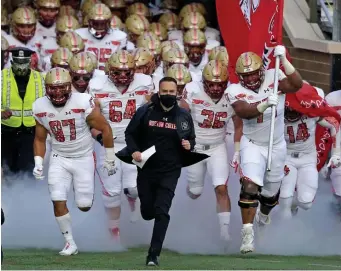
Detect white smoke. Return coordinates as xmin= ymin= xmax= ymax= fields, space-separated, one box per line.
xmin=2 ymin=137 xmax=341 ymax=255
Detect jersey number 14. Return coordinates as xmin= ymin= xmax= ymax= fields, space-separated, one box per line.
xmin=286 ymin=123 xmax=310 ymax=143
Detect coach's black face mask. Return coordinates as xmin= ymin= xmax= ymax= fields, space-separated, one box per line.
xmin=160 ymin=94 xmax=176 ymax=108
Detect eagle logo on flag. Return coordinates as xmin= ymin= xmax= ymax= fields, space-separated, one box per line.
xmin=239 ymin=0 xmax=260 ymax=28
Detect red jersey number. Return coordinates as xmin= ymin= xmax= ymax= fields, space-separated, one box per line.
xmin=286 ymin=123 xmax=310 ymax=143
xmin=87 ymin=47 xmax=112 ymax=67
xmin=109 ymin=99 xmax=136 ymax=123
xmin=198 ymin=109 xmax=227 ymax=129
xmin=49 ymin=119 xmax=76 ymax=142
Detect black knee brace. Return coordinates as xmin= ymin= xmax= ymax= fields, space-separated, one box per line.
xmin=259 ymin=190 xmax=280 ymax=208
xmin=238 ymin=178 xmax=260 ymax=208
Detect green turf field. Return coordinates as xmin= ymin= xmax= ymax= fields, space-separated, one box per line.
xmin=2 ymin=248 xmax=341 ymax=270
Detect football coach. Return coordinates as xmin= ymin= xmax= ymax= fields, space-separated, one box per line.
xmin=116 ymin=77 xmax=208 ymax=266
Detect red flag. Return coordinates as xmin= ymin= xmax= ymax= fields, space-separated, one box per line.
xmin=216 ymin=0 xmax=284 ymax=83
xmin=286 ymin=83 xmax=341 ymax=171
xmin=285 ymin=83 xmax=341 ymax=123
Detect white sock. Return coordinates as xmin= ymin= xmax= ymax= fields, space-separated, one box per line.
xmin=109 ymin=219 xmax=119 ymax=230
xmin=243 ymin=223 xmax=253 ymax=229
xmin=279 ymin=197 xmax=293 ymax=218
xmin=55 ymin=213 xmax=74 ymax=244
xmin=217 ymin=212 xmax=231 ymax=227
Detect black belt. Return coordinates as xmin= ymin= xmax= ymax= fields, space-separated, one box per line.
xmin=1 ymin=125 xmax=35 ymax=135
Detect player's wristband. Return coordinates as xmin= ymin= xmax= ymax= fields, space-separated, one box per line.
xmin=96 ymin=134 xmax=103 ymax=146
xmin=256 ymin=101 xmax=268 ymax=113
xmin=282 ymin=58 xmax=295 ymax=76
xmin=234 ymin=142 xmax=240 ymax=152
xmin=34 ymin=156 xmax=44 ymax=167
xmin=105 ymin=148 xmax=116 ymax=161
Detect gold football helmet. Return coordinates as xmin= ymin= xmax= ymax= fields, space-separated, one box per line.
xmin=83 ymin=15 xmax=89 ymax=27
xmin=1 ymin=8 xmax=9 ymax=34
xmin=107 ymin=50 xmax=135 ymax=86
xmin=166 ymin=63 xmax=192 ymax=99
xmin=208 ymin=46 xmax=228 ymax=61
xmin=45 ymin=67 xmax=72 ymax=106
xmin=103 ymin=0 xmax=126 ymax=19
xmin=60 ymin=31 xmax=85 ymax=54
xmin=136 ymin=32 xmax=161 ymax=67
xmin=126 ymin=2 xmax=151 ymax=21
xmin=59 ymin=5 xmax=76 ymax=17
xmin=162 ymin=48 xmax=189 ymax=74
xmin=56 ymin=15 xmax=80 ymax=43
xmin=236 ymin=52 xmax=264 ymax=91
xmin=1 ymin=35 xmax=9 ymax=65
xmin=179 ymin=3 xmax=207 ymax=22
xmin=86 ymin=51 xmax=98 ymax=66
xmin=51 ymin=47 xmax=73 ymax=69
xmin=181 ymin=11 xmax=206 ymax=31
xmin=36 ymin=0 xmax=60 ymax=27
xmin=125 ymin=14 xmax=150 ymax=44
xmin=183 ymin=29 xmax=206 ymax=66
xmin=69 ymin=52 xmax=96 ymax=92
xmin=158 ymin=12 xmax=179 ymax=31
xmin=215 ymin=51 xmax=229 ymax=67
xmin=110 ymin=15 xmax=123 ymax=30
xmin=81 ymin=0 xmax=101 ymax=15
xmin=150 ymin=22 xmax=168 ymax=42
xmin=88 ymin=3 xmax=112 ymax=38
xmin=12 ymin=7 xmax=37 ymax=42
xmin=133 ymin=48 xmax=155 ymax=75
xmin=160 ymin=40 xmax=180 ymax=55
xmin=203 ymin=60 xmax=228 ymax=100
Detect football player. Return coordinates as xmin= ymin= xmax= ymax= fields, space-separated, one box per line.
xmin=69 ymin=52 xmax=97 ymax=93
xmin=158 ymin=12 xmax=179 ymax=33
xmin=103 ymin=0 xmax=126 ymax=20
xmin=226 ymin=46 xmax=303 ymax=253
xmin=76 ymin=3 xmax=127 ymax=71
xmin=166 ymin=63 xmax=192 ymax=101
xmin=150 ymin=22 xmax=168 ymax=42
xmin=59 ymin=31 xmax=85 ymax=54
xmin=3 ymin=7 xmax=41 ymax=70
xmin=32 ymin=67 xmax=116 ymax=255
xmin=88 ymin=50 xmax=154 ymax=240
xmin=126 ymin=2 xmax=151 ymax=22
xmin=180 ymin=60 xmax=242 ymax=242
xmin=125 ymin=14 xmax=150 ymax=49
xmin=35 ymin=0 xmax=60 ymax=38
xmin=133 ymin=48 xmax=156 ymax=76
xmin=325 ymin=90 xmax=341 ymax=213
xmin=280 ymin=88 xmax=341 ymax=218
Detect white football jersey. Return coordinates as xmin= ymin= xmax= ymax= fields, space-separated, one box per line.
xmin=35 ymin=22 xmax=56 ymax=38
xmin=184 ymin=81 xmax=234 ymax=145
xmin=284 ymin=116 xmax=319 ymax=152
xmin=32 ymin=93 xmax=95 ymax=158
xmin=75 ymin=28 xmax=127 ymax=70
xmin=89 ymin=73 xmax=154 ymax=143
xmin=38 ymin=37 xmax=59 ymax=72
xmin=227 ymin=69 xmax=287 ymax=145
xmin=205 ymin=27 xmax=221 ymax=42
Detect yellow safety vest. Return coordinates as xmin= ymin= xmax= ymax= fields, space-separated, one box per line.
xmin=1 ymin=68 xmax=45 ymax=128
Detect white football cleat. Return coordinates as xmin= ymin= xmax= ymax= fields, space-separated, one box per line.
xmin=59 ymin=242 xmax=78 ymax=256
xmin=255 ymin=210 xmax=271 ymax=226
xmin=240 ymin=225 xmax=255 ymax=254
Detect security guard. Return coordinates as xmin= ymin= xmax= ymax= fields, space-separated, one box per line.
xmin=1 ymin=47 xmax=45 ymax=174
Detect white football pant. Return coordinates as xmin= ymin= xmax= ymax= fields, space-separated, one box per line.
xmin=187 ymin=142 xmax=229 ymax=196
xmin=240 ymin=136 xmax=286 ymax=197
xmin=95 ymin=142 xmax=137 ymax=208
xmin=48 ymin=151 xmax=95 ymax=208
xmin=280 ymin=151 xmax=318 ymax=210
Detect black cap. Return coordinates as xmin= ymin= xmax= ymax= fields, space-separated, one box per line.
xmin=9 ymin=47 xmax=35 ymax=58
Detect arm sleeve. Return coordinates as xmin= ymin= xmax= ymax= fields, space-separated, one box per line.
xmin=32 ymin=101 xmax=44 ymax=125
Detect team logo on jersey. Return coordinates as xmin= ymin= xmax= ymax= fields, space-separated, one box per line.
xmin=89 ymin=97 xmax=95 ymax=108
xmin=181 ymin=121 xmax=189 ymax=131
xmin=222 ymin=104 xmax=229 ymax=107
xmin=65 ymin=111 xmax=72 ymax=115
xmin=48 ymin=113 xmax=55 ymax=118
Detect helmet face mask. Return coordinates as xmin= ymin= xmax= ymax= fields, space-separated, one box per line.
xmin=203 ymin=60 xmax=229 ymax=100
xmin=45 ymin=67 xmax=72 ymax=106
xmin=108 ymin=50 xmax=135 ymax=86
xmin=203 ymin=80 xmax=227 ymax=100
xmin=285 ymin=107 xmax=302 ymax=122
xmin=88 ymin=19 xmax=110 ymax=39
xmin=238 ymin=69 xmax=264 ymax=92
xmin=109 ymin=68 xmax=134 ymax=86
xmin=38 ymin=7 xmax=59 ymax=27
xmin=14 ymin=23 xmax=36 ymax=42
xmin=184 ymin=44 xmax=205 ymax=66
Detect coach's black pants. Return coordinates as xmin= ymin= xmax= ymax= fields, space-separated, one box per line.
xmin=137 ymin=170 xmax=180 ymax=257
